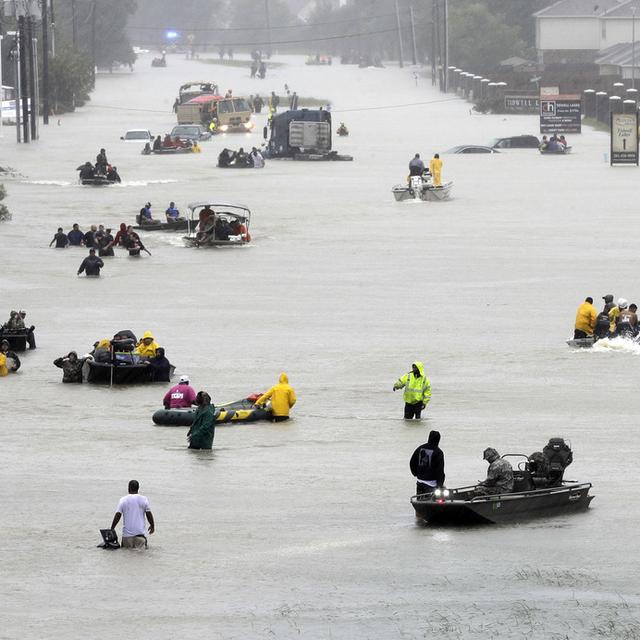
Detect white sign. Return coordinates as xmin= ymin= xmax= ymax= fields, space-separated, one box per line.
xmin=540 ymin=86 xmax=560 ymax=97
xmin=611 ymin=113 xmax=639 ymax=165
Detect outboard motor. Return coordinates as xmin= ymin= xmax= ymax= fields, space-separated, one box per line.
xmin=542 ymin=438 xmax=573 ymax=486
xmin=409 ymin=175 xmax=422 ymax=196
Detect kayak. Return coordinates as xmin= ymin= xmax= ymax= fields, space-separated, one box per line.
xmin=153 ymin=394 xmax=271 ymax=426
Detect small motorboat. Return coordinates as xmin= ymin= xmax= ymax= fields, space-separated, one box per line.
xmin=411 ymin=443 xmax=593 ymax=525
xmin=151 ymin=55 xmax=167 ymax=68
xmin=153 ymin=394 xmax=271 ymax=426
xmin=411 ymin=481 xmax=593 ymax=525
xmin=393 ymin=175 xmax=453 ymax=202
xmin=81 ymin=176 xmax=114 ymax=186
xmin=133 ymin=217 xmax=189 ymax=232
xmin=566 ymin=337 xmax=596 ymax=349
xmin=87 ymin=360 xmax=175 ymax=384
xmin=540 ymin=146 xmax=572 ymax=155
xmin=183 ymin=201 xmax=252 ymax=248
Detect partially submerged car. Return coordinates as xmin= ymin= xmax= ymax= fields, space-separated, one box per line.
xmin=121 ymin=129 xmax=152 ymax=142
xmin=490 ymin=135 xmax=540 ymax=149
xmin=445 ymin=145 xmax=500 ymax=154
xmin=170 ymin=124 xmax=212 ymax=141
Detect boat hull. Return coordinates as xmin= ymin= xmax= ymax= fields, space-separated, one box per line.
xmin=81 ymin=177 xmax=114 ymax=186
xmin=411 ymin=482 xmax=593 ymax=525
xmin=87 ymin=361 xmax=175 ymax=384
xmin=540 ymin=146 xmax=572 ymax=155
xmin=133 ymin=219 xmax=189 ymax=232
xmin=392 ymin=181 xmax=453 ymax=202
xmin=566 ymin=337 xmax=595 ymax=349
xmin=153 ymin=396 xmax=271 ymax=426
xmin=1 ymin=330 xmax=29 ymax=352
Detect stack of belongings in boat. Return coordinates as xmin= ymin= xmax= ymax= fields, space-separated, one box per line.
xmin=512 ymin=438 xmax=573 ymax=492
xmin=87 ymin=330 xmax=172 ymax=383
xmin=0 ymin=309 xmax=36 ymax=351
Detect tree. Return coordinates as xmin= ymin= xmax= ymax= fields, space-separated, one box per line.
xmin=49 ymin=44 xmax=94 ymax=112
xmin=0 ymin=184 xmax=11 ymax=221
xmin=449 ymin=2 xmax=527 ymax=74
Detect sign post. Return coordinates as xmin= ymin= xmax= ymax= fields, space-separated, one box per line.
xmin=540 ymin=92 xmax=582 ymax=134
xmin=610 ymin=112 xmax=639 ymax=165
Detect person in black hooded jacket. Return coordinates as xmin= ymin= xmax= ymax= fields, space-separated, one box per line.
xmin=410 ymin=430 xmax=445 ymax=495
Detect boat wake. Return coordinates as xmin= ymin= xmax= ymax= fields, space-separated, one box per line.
xmin=118 ymin=179 xmax=179 ymax=187
xmin=591 ymin=336 xmax=640 ymax=355
xmin=22 ymin=179 xmax=72 ymax=186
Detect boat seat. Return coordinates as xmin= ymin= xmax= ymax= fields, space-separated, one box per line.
xmin=512 ymin=470 xmax=534 ymax=493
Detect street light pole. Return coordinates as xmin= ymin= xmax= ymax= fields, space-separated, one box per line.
xmin=633 ymin=8 xmax=637 ymax=90
xmin=394 ymin=0 xmax=404 ymax=68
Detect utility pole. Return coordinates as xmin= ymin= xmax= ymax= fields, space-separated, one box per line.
xmin=18 ymin=15 xmax=29 ymax=142
xmin=394 ymin=0 xmax=404 ymax=68
xmin=71 ymin=0 xmax=77 ymax=48
xmin=42 ymin=0 xmax=50 ymax=124
xmin=409 ymin=3 xmax=418 ymax=66
xmin=443 ymin=0 xmax=449 ymax=92
xmin=434 ymin=0 xmax=442 ymax=88
xmin=264 ymin=0 xmax=272 ymax=58
xmin=431 ymin=0 xmax=436 ymax=84
xmin=27 ymin=16 xmax=37 ymax=140
xmin=91 ymin=0 xmax=97 ymax=80
xmin=633 ymin=7 xmax=637 ymax=90
xmin=50 ymin=0 xmax=56 ymax=55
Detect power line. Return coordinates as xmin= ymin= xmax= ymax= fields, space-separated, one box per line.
xmin=128 ymin=12 xmax=398 ymax=33
xmin=131 ymin=27 xmax=399 ymax=48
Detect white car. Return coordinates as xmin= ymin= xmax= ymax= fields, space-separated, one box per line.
xmin=121 ymin=129 xmax=152 ymax=142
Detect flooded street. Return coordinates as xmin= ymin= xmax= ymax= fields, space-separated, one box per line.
xmin=1 ymin=53 xmax=639 ymax=638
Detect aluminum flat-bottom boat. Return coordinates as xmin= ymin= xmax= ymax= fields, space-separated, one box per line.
xmin=411 ymin=482 xmax=593 ymax=525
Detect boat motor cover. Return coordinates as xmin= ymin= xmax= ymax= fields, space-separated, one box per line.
xmin=543 ymin=438 xmax=573 ymax=482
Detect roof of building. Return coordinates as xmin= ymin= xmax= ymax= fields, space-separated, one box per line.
xmin=603 ymin=0 xmax=640 ymax=17
xmin=535 ymin=0 xmax=622 ymax=18
xmin=595 ymin=41 xmax=640 ymax=65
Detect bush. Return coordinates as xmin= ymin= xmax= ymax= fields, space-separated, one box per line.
xmin=0 ymin=184 xmax=11 ymax=221
xmin=49 ymin=45 xmax=94 ymax=113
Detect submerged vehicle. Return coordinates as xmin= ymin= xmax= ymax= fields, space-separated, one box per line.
xmin=182 ymin=201 xmax=251 ymax=248
xmin=445 ymin=145 xmax=499 ymax=154
xmin=265 ymin=109 xmax=353 ymax=161
xmin=177 ymin=81 xmax=219 ymax=105
xmin=153 ymin=394 xmax=270 ymax=426
xmin=177 ymin=96 xmax=253 ymax=133
xmin=491 ymin=135 xmax=540 ymax=149
xmin=121 ymin=129 xmax=152 ymax=143
xmin=392 ymin=175 xmax=453 ymax=202
xmin=411 ymin=439 xmax=593 ymax=525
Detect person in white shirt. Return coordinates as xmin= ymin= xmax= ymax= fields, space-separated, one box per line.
xmin=110 ymin=480 xmax=155 ymax=549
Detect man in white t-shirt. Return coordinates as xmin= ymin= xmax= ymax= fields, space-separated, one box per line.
xmin=110 ymin=480 xmax=155 ymax=549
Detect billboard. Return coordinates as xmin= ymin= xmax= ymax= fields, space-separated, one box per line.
xmin=504 ymin=94 xmax=539 ymax=113
xmin=610 ymin=112 xmax=639 ymax=166
xmin=540 ymin=94 xmax=581 ymax=134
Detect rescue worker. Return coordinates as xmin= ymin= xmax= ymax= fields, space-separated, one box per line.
xmin=409 ymin=430 xmax=445 ymax=495
xmin=608 ymin=298 xmax=628 ymax=335
xmin=616 ymin=303 xmax=638 ymax=337
xmin=134 ymin=331 xmax=160 ymax=359
xmin=77 ymin=249 xmax=104 ymax=277
xmin=0 ymin=351 xmax=7 ymax=376
xmin=139 ymin=202 xmax=153 ymax=223
xmin=573 ymin=296 xmax=597 ymax=339
xmin=255 ymin=373 xmax=297 ymax=422
xmin=95 ymin=148 xmax=108 ymax=174
xmin=107 ymin=166 xmax=121 ymax=183
xmin=50 ymin=227 xmax=69 ymax=248
xmin=218 ymin=149 xmax=232 ymax=168
xmin=153 ymin=135 xmax=162 ymax=151
xmin=594 ymin=294 xmax=615 ymax=339
xmin=53 ymin=351 xmax=89 ymax=383
xmin=3 ymin=310 xmax=24 ymax=331
xmin=474 ymin=448 xmax=513 ymax=495
xmin=165 ymin=202 xmax=182 ymax=222
xmin=393 ymin=362 xmax=431 ymax=419
xmin=77 ymin=162 xmax=95 ymax=180
xmin=429 ymin=153 xmax=443 ymax=186
xmin=253 ymin=95 xmax=264 ymax=113
xmin=163 ymin=375 xmax=197 ymax=409
xmin=209 ymin=118 xmax=218 ymax=134
xmin=198 ymin=205 xmax=215 ymax=231
xmin=408 ymin=153 xmax=424 ymax=177
xmin=187 ymin=391 xmax=216 ymax=449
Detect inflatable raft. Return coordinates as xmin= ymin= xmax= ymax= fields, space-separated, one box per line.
xmin=81 ymin=176 xmax=114 ymax=186
xmin=153 ymin=395 xmax=271 ymax=426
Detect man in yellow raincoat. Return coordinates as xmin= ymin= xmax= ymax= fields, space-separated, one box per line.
xmin=573 ymin=296 xmax=597 ymax=339
xmin=429 ymin=153 xmax=443 ymax=186
xmin=255 ymin=373 xmax=297 ymax=422
xmin=393 ymin=361 xmax=431 ymax=419
xmin=134 ymin=331 xmax=160 ymax=359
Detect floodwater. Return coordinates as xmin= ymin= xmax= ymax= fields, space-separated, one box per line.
xmin=1 ymin=53 xmax=639 ymax=639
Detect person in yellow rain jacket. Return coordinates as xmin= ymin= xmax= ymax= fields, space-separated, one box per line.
xmin=134 ymin=331 xmax=160 ymax=359
xmin=255 ymin=372 xmax=297 ymax=422
xmin=574 ymin=296 xmax=597 ymax=339
xmin=0 ymin=351 xmax=8 ymax=376
xmin=429 ymin=153 xmax=443 ymax=186
xmin=393 ymin=361 xmax=431 ymax=420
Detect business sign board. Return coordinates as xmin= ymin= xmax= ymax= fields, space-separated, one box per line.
xmin=504 ymin=94 xmax=539 ymax=113
xmin=540 ymin=94 xmax=581 ymax=134
xmin=610 ymin=112 xmax=639 ymax=165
